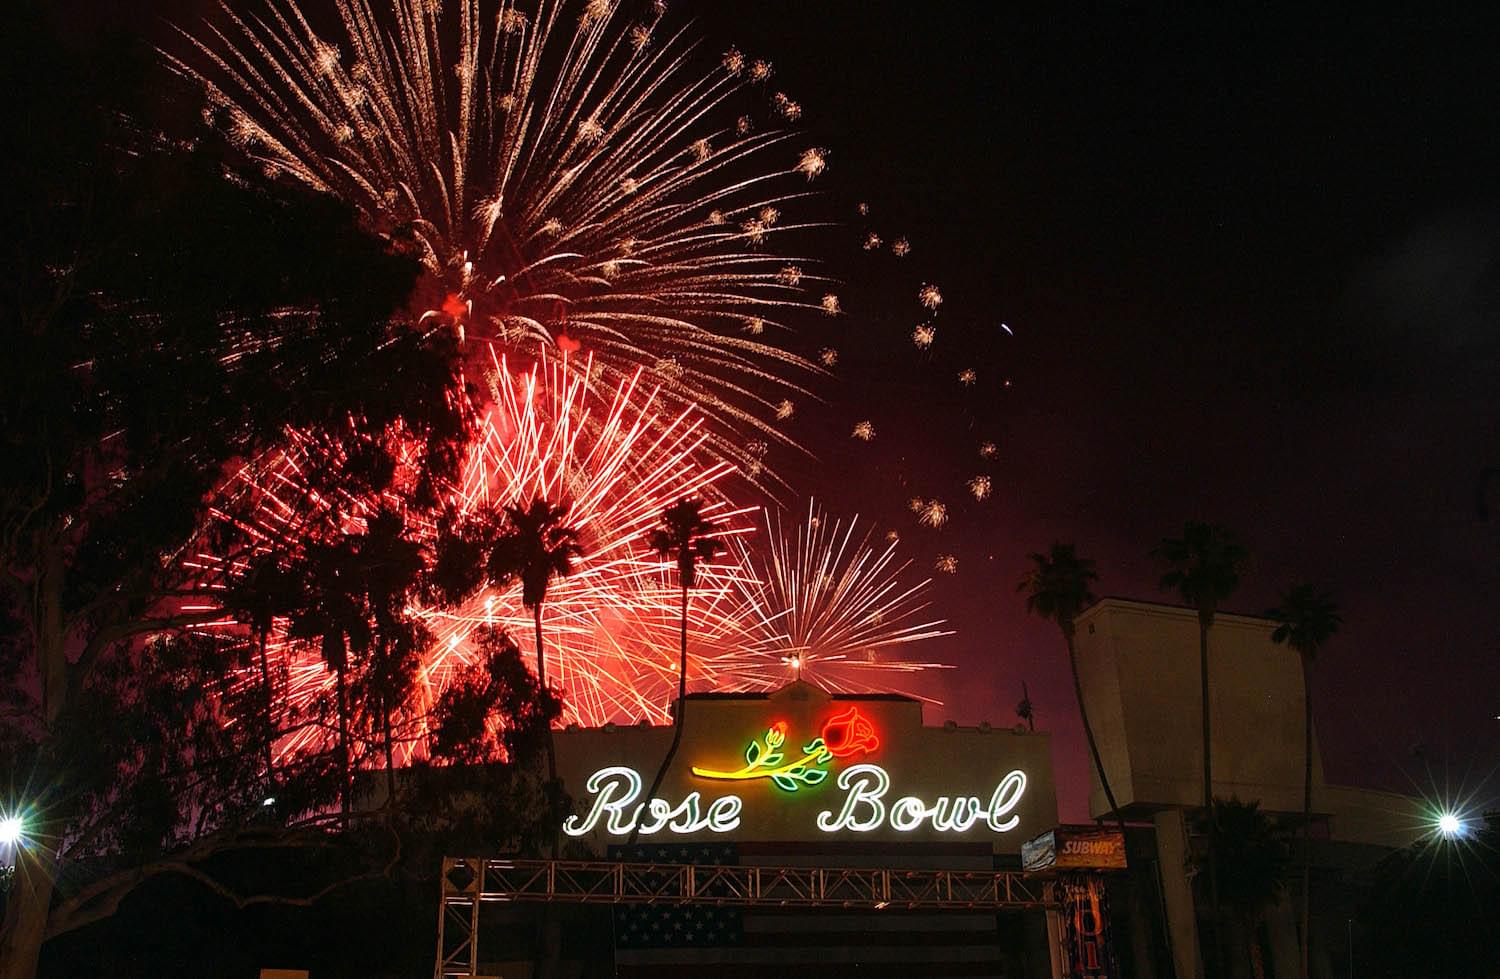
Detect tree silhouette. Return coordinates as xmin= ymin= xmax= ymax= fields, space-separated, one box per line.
xmin=1154 ymin=522 xmax=1248 ymax=812
xmin=486 ymin=496 xmax=583 ymax=790
xmin=1019 ymin=544 xmax=1124 ymax=831
xmin=1267 ymin=583 xmax=1341 ymax=979
xmin=1154 ymin=520 xmax=1248 ymax=974
xmin=633 ymin=499 xmax=723 ymax=844
xmin=1203 ymin=797 xmax=1289 ymax=979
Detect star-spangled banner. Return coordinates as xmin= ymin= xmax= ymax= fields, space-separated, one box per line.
xmin=607 ymin=843 xmax=743 ymax=949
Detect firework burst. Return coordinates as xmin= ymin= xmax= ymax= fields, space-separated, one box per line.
xmin=171 ymin=0 xmax=833 ymax=475
xmin=721 ymin=501 xmax=952 ymax=697
xmin=201 ymin=352 xmax=773 ymax=755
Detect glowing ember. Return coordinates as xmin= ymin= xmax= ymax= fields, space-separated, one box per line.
xmin=918 ymin=500 xmax=948 ymax=529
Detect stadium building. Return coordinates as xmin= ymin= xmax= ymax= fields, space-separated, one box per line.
xmin=434 ymin=599 xmax=1426 ymax=979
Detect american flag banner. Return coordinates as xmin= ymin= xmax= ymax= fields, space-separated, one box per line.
xmin=607 ymin=843 xmax=743 ymax=950
xmin=607 ymin=842 xmax=1029 ymax=978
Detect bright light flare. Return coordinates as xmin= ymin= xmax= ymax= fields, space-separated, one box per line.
xmin=1437 ymin=812 xmax=1464 ymax=838
xmin=0 ymin=816 xmax=22 ymax=846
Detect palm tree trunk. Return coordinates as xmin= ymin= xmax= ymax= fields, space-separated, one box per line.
xmin=1065 ymin=629 xmax=1126 ymax=834
xmin=1201 ymin=615 xmax=1225 ymax=978
xmin=631 ymin=582 xmax=690 ymax=845
xmin=1300 ymin=654 xmax=1314 ymax=979
xmin=679 ymin=582 xmax=688 ymax=706
xmin=533 ymin=603 xmax=557 ymax=788
xmin=258 ymin=627 xmax=275 ymax=783
xmin=336 ymin=664 xmax=350 ymax=816
xmin=1200 ymin=617 xmax=1213 ymax=811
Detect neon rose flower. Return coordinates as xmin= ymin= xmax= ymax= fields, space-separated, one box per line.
xmin=820 ymin=706 xmax=879 ymax=759
xmin=692 ymin=709 xmax=882 ymax=791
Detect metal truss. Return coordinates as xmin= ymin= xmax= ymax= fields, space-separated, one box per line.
xmin=436 ymin=856 xmax=1057 ymax=977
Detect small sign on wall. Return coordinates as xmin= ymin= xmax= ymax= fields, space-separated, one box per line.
xmin=1021 ymin=826 xmax=1127 ymax=872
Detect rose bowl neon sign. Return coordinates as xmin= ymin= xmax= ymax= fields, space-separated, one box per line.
xmin=562 ymin=707 xmax=1028 ymax=839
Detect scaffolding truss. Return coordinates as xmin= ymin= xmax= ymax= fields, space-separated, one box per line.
xmin=435 ymin=856 xmax=1058 ymax=977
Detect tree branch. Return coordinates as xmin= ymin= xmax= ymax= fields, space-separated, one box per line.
xmin=47 ymin=820 xmax=400 ymax=940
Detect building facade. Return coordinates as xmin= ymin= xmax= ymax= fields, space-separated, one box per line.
xmin=1072 ymin=598 xmax=1426 ymax=979
xmin=548 ymin=680 xmax=1063 ymax=977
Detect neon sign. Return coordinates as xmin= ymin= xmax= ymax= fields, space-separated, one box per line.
xmin=690 ymin=707 xmax=881 ymax=791
xmin=561 ymin=767 xmax=742 ymax=837
xmin=560 ymin=706 xmax=1030 ymax=839
xmin=562 ymin=762 xmax=1028 ymax=839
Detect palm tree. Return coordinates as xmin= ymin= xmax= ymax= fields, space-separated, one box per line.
xmin=1153 ymin=522 xmax=1248 ymax=813
xmin=632 ymin=499 xmax=724 ymax=842
xmin=1204 ymin=797 xmax=1289 ymax=979
xmin=488 ymin=495 xmax=583 ymax=787
xmin=1154 ymin=521 xmax=1247 ymax=974
xmin=1267 ymin=584 xmax=1341 ymax=979
xmin=1018 ymin=544 xmax=1124 ymax=832
xmin=356 ymin=507 xmax=429 ymax=804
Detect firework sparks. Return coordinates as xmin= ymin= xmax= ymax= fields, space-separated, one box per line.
xmin=919 ymin=283 xmax=944 ymax=311
xmin=958 ymin=368 xmax=977 ymax=385
xmin=172 ymin=0 xmax=831 ymax=476
xmin=912 ymin=324 xmax=936 ymax=349
xmin=863 ymin=231 xmax=882 ymax=251
xmin=891 ymin=237 xmax=911 ymax=257
xmin=918 ymin=499 xmax=948 ymax=529
xmin=967 ymin=475 xmax=992 ymax=501
xmin=821 ymin=293 xmax=842 ymax=315
xmin=795 ymin=146 xmax=827 ymax=179
xmin=720 ymin=501 xmax=952 ymax=697
xmin=818 ymin=347 xmax=839 ymax=367
xmin=851 ymin=420 xmax=875 ymax=441
xmin=203 ymin=353 xmax=774 ymax=753
xmin=934 ymin=554 xmax=958 ymax=574
xmin=979 ymin=441 xmax=999 ymax=459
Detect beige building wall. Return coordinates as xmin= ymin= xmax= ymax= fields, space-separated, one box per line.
xmin=1074 ymin=598 xmax=1322 ymax=818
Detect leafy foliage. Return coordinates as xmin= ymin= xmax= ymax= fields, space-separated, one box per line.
xmin=0 ymin=9 xmax=557 ymax=967
xmin=1153 ymin=521 xmax=1249 ymax=621
xmin=648 ymin=498 xmax=725 ymax=592
xmin=1266 ymin=584 xmax=1342 ymax=661
xmin=1017 ymin=543 xmax=1098 ymax=638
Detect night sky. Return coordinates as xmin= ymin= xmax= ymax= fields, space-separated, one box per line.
xmin=102 ymin=2 xmax=1500 ymax=820
xmin=695 ymin=4 xmax=1500 ymax=819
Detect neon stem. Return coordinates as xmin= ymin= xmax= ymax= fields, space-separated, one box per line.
xmin=691 ymin=748 xmax=824 ymax=782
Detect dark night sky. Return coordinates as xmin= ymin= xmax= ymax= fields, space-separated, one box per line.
xmin=693 ymin=4 xmax=1500 ymax=819
xmin=102 ymin=1 xmax=1500 ymax=820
